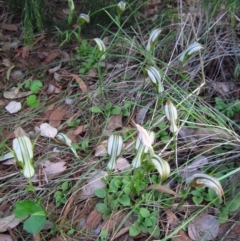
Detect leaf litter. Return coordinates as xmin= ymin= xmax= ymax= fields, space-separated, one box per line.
xmin=0 ymin=2 xmax=240 ymax=241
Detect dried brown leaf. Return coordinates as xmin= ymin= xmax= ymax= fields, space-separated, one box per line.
xmin=0 ymin=214 xmax=22 ymax=232
xmin=71 ymin=74 xmax=87 ymax=92
xmin=49 ymin=105 xmax=68 ymax=127
xmin=43 ymin=52 xmax=59 ymax=65
xmin=172 ymin=230 xmax=193 ymax=241
xmin=0 ymin=23 xmax=17 ymax=31
xmin=188 ymin=214 xmax=219 ymax=241
xmin=83 ymin=209 xmax=102 ymax=229
xmin=41 ymin=160 xmax=66 ymax=178
xmin=165 ymin=210 xmax=179 ymax=226
xmin=0 ymin=234 xmax=13 ymax=241
xmin=74 ymin=124 xmax=88 ymax=135
xmin=102 ymin=211 xmax=126 ymax=232
xmin=146 ymin=184 xmax=178 ymax=196
xmin=104 ymin=114 xmax=122 ymax=135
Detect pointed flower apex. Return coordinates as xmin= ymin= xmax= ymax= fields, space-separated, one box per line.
xmin=68 ymin=0 xmax=75 ymax=11
xmin=151 ymin=154 xmax=170 ymax=181
xmin=179 ymin=42 xmax=204 ymax=62
xmin=135 ymin=124 xmax=153 ymax=150
xmin=146 ymin=66 xmax=164 ymax=93
xmin=132 ymin=130 xmax=155 ymax=168
xmin=107 ymin=134 xmax=123 ymax=170
xmin=146 ymin=28 xmax=162 ymax=51
xmin=94 ymin=38 xmax=106 ymax=60
xmin=186 ymin=173 xmax=224 ymax=202
xmin=117 ymin=1 xmax=126 ymax=14
xmin=165 ymin=100 xmax=178 ymax=133
xmin=77 ymin=13 xmax=90 ymax=26
xmin=13 ymin=136 xmax=34 ymax=178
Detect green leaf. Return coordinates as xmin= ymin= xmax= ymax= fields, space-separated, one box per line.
xmin=95 ymin=203 xmax=109 ymax=213
xmin=24 ymin=215 xmax=46 ymax=234
xmin=14 ymin=200 xmax=45 ymax=218
xmin=191 ymin=190 xmax=202 ymax=197
xmin=109 ymin=179 xmax=118 ymax=193
xmin=105 ymin=102 xmax=112 ymax=111
xmin=123 ymin=187 xmax=131 ymax=195
xmin=118 ymin=194 xmax=130 ymax=206
xmin=100 ymin=230 xmax=108 ymax=239
xmin=26 ymin=95 xmax=40 ymax=107
xmin=218 ymin=212 xmax=228 ymax=224
xmin=140 ymin=208 xmax=150 ymax=218
xmin=143 ymin=217 xmax=153 ymax=227
xmin=67 ymin=228 xmax=75 ymax=235
xmin=30 ymin=80 xmax=43 ymax=94
xmin=94 ymin=188 xmax=106 ymax=198
xmin=111 ymin=106 xmax=121 ymax=115
xmin=129 ymin=225 xmax=141 ymax=237
xmin=61 ymin=182 xmax=69 ymax=192
xmin=91 ymin=106 xmax=102 ymax=113
xmin=192 ymin=196 xmax=203 ymax=205
xmin=225 ymin=199 xmax=240 ymax=212
xmin=149 ymin=226 xmax=160 ymax=238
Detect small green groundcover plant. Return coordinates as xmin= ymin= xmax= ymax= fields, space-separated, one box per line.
xmin=17 ymin=79 xmax=43 ymax=107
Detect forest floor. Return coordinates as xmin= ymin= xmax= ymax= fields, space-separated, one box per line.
xmin=0 ymin=1 xmax=240 ymax=241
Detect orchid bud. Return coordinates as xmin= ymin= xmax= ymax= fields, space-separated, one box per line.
xmin=13 ymin=136 xmax=34 ymax=178
xmin=56 ymin=133 xmax=78 ymax=158
xmin=68 ymin=0 xmax=75 ymax=11
xmin=151 ymin=154 xmax=170 ymax=181
xmin=146 ymin=28 xmax=161 ymax=51
xmin=165 ymin=99 xmax=178 ymax=133
xmin=94 ymin=38 xmax=106 ymax=60
xmin=179 ymin=42 xmax=204 ymax=62
xmin=77 ymin=13 xmax=90 ymax=26
xmin=107 ymin=135 xmax=123 ymax=170
xmin=117 ymin=1 xmax=126 ymax=14
xmin=146 ymin=66 xmax=164 ymax=93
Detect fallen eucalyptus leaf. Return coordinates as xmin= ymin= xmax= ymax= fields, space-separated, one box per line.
xmin=5 ymin=101 xmax=21 ymax=113
xmin=40 ymin=123 xmax=58 ymax=138
xmin=188 ymin=214 xmax=219 ymax=241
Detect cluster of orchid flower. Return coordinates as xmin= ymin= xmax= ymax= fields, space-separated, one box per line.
xmin=107 ymin=100 xmax=178 ymax=181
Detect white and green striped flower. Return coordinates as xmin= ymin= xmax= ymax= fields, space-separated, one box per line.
xmin=179 ymin=42 xmax=204 ymax=62
xmin=165 ymin=99 xmax=178 ymax=133
xmin=146 ymin=66 xmax=164 ymax=93
xmin=107 ymin=134 xmax=123 ymax=170
xmin=77 ymin=13 xmax=90 ymax=26
xmin=146 ymin=28 xmax=161 ymax=51
xmin=132 ymin=127 xmax=155 ymax=168
xmin=13 ymin=136 xmax=34 ymax=178
xmin=151 ymin=154 xmax=170 ymax=181
xmin=94 ymin=38 xmax=107 ymax=60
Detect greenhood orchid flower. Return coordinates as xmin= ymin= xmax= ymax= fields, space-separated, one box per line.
xmin=151 ymin=154 xmax=170 ymax=181
xmin=186 ymin=173 xmax=224 ymax=202
xmin=107 ymin=134 xmax=123 ymax=170
xmin=117 ymin=1 xmax=126 ymax=14
xmin=56 ymin=133 xmax=78 ymax=158
xmin=146 ymin=66 xmax=164 ymax=93
xmin=77 ymin=13 xmax=90 ymax=26
xmin=179 ymin=42 xmax=204 ymax=62
xmin=146 ymin=28 xmax=161 ymax=51
xmin=132 ymin=130 xmax=155 ymax=168
xmin=94 ymin=38 xmax=106 ymax=60
xmin=13 ymin=136 xmax=34 ymax=178
xmin=165 ymin=99 xmax=178 ymax=133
